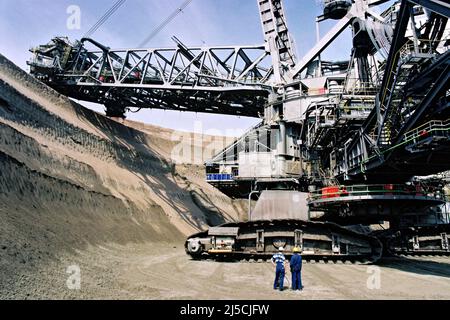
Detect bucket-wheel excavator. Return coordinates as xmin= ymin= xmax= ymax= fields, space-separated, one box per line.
xmin=28 ymin=0 xmax=450 ymax=263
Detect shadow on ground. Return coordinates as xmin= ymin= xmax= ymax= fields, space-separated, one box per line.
xmin=378 ymin=256 xmax=450 ymax=278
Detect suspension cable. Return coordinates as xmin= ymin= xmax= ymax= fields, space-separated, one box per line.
xmin=84 ymin=0 xmax=127 ymax=38
xmin=138 ymin=0 xmax=194 ymax=47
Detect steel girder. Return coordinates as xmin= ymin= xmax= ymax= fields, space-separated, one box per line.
xmin=71 ymin=38 xmax=273 ymax=91
xmin=39 ymin=37 xmax=275 ymax=117
xmin=287 ymin=0 xmax=393 ymax=81
xmin=407 ymin=0 xmax=450 ymax=17
xmin=335 ymin=0 xmax=449 ymax=180
xmin=257 ymin=0 xmax=297 ymax=83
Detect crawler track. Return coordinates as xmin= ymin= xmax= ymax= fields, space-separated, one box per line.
xmin=379 ymin=225 xmax=450 ymax=258
xmin=185 ymin=219 xmax=383 ymax=264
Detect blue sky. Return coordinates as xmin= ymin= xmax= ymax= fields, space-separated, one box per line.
xmin=0 ymin=0 xmax=391 ymax=135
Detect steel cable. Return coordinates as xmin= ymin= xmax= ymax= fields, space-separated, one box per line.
xmin=84 ymin=0 xmax=127 ymax=38
xmin=138 ymin=0 xmax=194 ymax=47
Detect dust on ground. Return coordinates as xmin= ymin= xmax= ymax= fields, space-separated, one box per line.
xmin=6 ymin=242 xmax=450 ymax=300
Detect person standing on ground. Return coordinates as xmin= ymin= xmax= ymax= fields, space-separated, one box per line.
xmin=290 ymin=247 xmax=303 ymax=291
xmin=272 ymin=247 xmax=287 ymax=291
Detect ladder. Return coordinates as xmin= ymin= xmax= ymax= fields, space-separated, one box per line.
xmin=257 ymin=0 xmax=296 ymax=83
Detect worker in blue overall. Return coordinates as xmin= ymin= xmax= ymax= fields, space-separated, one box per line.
xmin=290 ymin=247 xmax=303 ymax=291
xmin=272 ymin=247 xmax=287 ymax=291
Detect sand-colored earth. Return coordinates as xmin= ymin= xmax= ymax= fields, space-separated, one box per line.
xmin=1 ymin=53 xmax=450 ymax=300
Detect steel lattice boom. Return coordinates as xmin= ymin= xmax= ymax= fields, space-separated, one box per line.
xmin=29 ymin=37 xmax=274 ymax=117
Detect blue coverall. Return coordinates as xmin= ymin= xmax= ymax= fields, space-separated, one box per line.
xmin=272 ymin=253 xmax=285 ymax=291
xmin=290 ymin=253 xmax=303 ymax=290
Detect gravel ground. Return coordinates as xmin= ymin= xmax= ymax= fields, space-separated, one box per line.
xmin=5 ymin=242 xmax=450 ymax=300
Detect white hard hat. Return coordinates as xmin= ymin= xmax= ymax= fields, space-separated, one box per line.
xmin=278 ymin=247 xmax=284 ymax=251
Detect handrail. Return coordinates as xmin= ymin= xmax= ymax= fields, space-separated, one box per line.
xmin=345 ymin=79 xmax=379 ymax=96
xmin=308 ymin=184 xmax=444 ymax=202
xmin=344 ymin=118 xmax=450 ymax=172
xmin=378 ymin=37 xmax=448 ymax=115
xmin=404 ymin=119 xmax=450 ymax=141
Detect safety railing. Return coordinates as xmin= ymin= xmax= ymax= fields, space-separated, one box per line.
xmin=339 ymin=105 xmax=373 ymax=113
xmin=308 ymin=184 xmax=444 ymax=202
xmin=206 ymin=174 xmax=234 ymax=182
xmin=345 ymin=80 xmax=379 ymax=96
xmin=379 ymin=38 xmax=447 ymax=117
xmin=344 ymin=119 xmax=450 ymax=173
xmin=399 ymin=38 xmax=449 ymax=61
xmin=403 ymin=119 xmax=450 ymax=143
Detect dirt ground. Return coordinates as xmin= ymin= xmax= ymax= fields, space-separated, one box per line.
xmin=1 ymin=52 xmax=450 ymax=300
xmin=93 ymin=246 xmax=450 ymax=300
xmin=4 ymin=242 xmax=450 ymax=300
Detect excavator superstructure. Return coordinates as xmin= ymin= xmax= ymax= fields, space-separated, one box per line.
xmin=28 ymin=0 xmax=450 ymax=262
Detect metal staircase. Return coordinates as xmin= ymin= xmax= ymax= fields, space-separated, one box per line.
xmin=377 ymin=41 xmax=436 ymax=146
